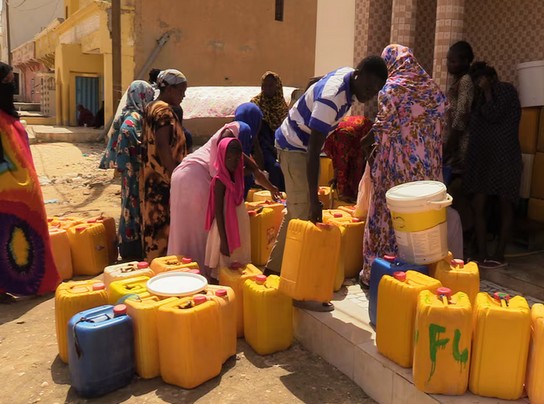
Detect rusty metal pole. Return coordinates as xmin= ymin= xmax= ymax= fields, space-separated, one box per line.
xmin=112 ymin=0 xmax=122 ymax=110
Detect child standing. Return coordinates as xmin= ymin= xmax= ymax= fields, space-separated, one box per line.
xmin=205 ymin=137 xmax=251 ymax=281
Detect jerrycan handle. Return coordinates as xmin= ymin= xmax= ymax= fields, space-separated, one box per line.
xmin=493 ymin=292 xmax=510 ymax=307
xmin=451 ymin=259 xmax=464 ymax=268
xmin=117 ymin=294 xmax=141 ymax=304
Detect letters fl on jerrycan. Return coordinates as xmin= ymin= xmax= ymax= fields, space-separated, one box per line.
xmin=205 ymin=285 xmax=237 ymax=363
xmin=68 ymin=304 xmax=134 ymax=398
xmin=55 ymin=280 xmax=108 ymax=363
xmin=108 ymin=276 xmax=150 ymax=305
xmin=279 ymin=220 xmax=342 ymax=302
xmin=527 ymin=304 xmax=544 ymax=404
xmin=469 ymin=292 xmax=531 ymax=400
xmin=157 ymin=296 xmax=222 ymax=389
xmin=248 ymin=207 xmax=277 ymax=266
xmin=124 ymin=295 xmax=179 ymax=379
xmin=218 ymin=263 xmax=262 ymax=337
xmin=368 ymin=255 xmax=429 ymax=327
xmin=376 ymin=271 xmax=441 ymax=368
xmin=243 ymin=275 xmax=293 ymax=355
xmin=413 ymin=288 xmax=472 ymax=395
xmin=433 ymin=258 xmax=480 ymax=304
xmin=150 ymin=255 xmax=199 ymax=274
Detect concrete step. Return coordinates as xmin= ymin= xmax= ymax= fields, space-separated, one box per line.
xmin=293 ymin=281 xmax=535 ymax=404
xmin=26 ymin=125 xmax=106 ymax=144
xmin=14 ymin=102 xmax=41 ymax=112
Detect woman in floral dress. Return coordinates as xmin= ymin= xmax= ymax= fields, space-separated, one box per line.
xmin=359 ymin=44 xmax=447 ymax=286
xmin=99 ymin=80 xmax=155 ymax=259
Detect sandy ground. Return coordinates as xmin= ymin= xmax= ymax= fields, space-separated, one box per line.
xmin=0 ymin=142 xmax=375 ymax=404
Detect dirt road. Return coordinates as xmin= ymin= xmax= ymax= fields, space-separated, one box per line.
xmin=0 ymin=142 xmax=374 ymax=404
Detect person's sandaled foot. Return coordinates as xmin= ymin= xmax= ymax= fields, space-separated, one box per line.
xmin=293 ymin=300 xmax=335 ymax=312
xmin=479 ymin=259 xmax=508 ymax=269
xmin=0 ymin=292 xmax=16 ymax=304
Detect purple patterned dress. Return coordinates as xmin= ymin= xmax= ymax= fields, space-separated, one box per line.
xmin=360 ymin=45 xmax=448 ymax=285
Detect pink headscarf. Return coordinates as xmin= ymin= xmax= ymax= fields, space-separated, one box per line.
xmin=209 ymin=122 xmax=240 ymax=177
xmin=205 ymin=137 xmax=245 ymax=253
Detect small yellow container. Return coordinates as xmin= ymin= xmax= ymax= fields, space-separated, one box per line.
xmin=527 ymin=303 xmax=544 ymax=404
xmin=125 ymin=294 xmax=178 ymax=379
xmin=279 ymin=220 xmax=342 ymax=302
xmin=108 ymin=276 xmax=150 ymax=305
xmin=324 ymin=215 xmax=365 ymax=279
xmin=319 ymin=156 xmax=334 ymax=186
xmin=218 ymin=263 xmax=262 ymax=337
xmin=243 ymin=275 xmax=293 ymax=355
xmin=157 ymin=296 xmax=223 ymax=389
xmin=66 ymin=222 xmax=109 ymax=276
xmin=246 ymin=200 xmax=284 ymax=238
xmin=413 ymin=288 xmax=472 ymax=395
xmin=103 ymin=261 xmax=155 ymax=287
xmin=48 ymin=227 xmax=73 ymax=280
xmin=149 ymin=255 xmax=200 ymax=274
xmin=248 ymin=207 xmax=277 ymax=266
xmin=469 ymin=292 xmax=531 ymax=400
xmin=376 ymin=271 xmax=442 ymax=368
xmin=55 ymin=280 xmax=108 ymax=363
xmin=433 ymin=258 xmax=479 ymax=304
xmin=205 ymin=285 xmax=237 ymax=363
xmin=88 ymin=215 xmax=117 ymax=264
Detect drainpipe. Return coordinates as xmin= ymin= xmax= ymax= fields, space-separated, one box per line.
xmin=136 ymin=31 xmax=171 ymax=80
xmin=112 ymin=0 xmax=122 ymax=110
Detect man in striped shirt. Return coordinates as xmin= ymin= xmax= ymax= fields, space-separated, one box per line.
xmin=266 ymin=56 xmax=388 ymax=310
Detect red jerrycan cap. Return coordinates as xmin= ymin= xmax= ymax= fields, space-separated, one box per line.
xmin=451 ymin=259 xmax=464 ymax=268
xmin=393 ymin=271 xmax=406 ymax=282
xmin=137 ymin=262 xmax=149 ymax=269
xmin=189 ymin=269 xmax=200 ymax=275
xmin=75 ymin=225 xmax=86 ymax=232
xmin=92 ymin=282 xmax=106 ymax=291
xmin=316 ymin=222 xmax=331 ymax=230
xmin=255 ymin=274 xmax=267 ymax=284
xmin=87 ymin=218 xmax=97 ymax=224
xmin=248 ymin=210 xmax=257 ymax=217
xmin=181 ymin=257 xmax=193 ymax=264
xmin=113 ymin=304 xmax=127 ymax=316
xmin=194 ymin=295 xmax=207 ymax=305
xmin=493 ymin=292 xmax=511 ymax=301
xmin=437 ymin=287 xmax=452 ymax=299
xmin=384 ymin=255 xmax=396 ymax=263
xmin=333 ymin=213 xmax=343 ymax=218
xmin=318 ymin=188 xmax=326 ymax=195
xmin=215 ymin=289 xmax=228 ymax=297
xmin=352 ymin=218 xmax=361 ymax=223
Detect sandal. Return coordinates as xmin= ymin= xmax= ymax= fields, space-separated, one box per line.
xmin=293 ymin=300 xmax=335 ymax=312
xmin=479 ymin=259 xmax=508 ymax=269
xmin=0 ymin=292 xmax=16 ymax=304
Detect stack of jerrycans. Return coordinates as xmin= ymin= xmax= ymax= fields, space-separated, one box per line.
xmin=368 ymin=255 xmax=429 ymax=326
xmin=376 ymin=271 xmax=441 ymax=367
xmin=469 ymin=292 xmax=530 ymax=400
xmin=108 ymin=276 xmax=150 ymax=305
xmin=243 ymin=275 xmax=293 ymax=355
xmin=279 ymin=219 xmax=342 ymax=302
xmin=527 ymin=303 xmax=544 ymax=404
xmin=103 ymin=261 xmax=154 ymax=287
xmin=55 ymin=280 xmax=108 ymax=363
xmin=157 ymin=295 xmax=223 ymax=389
xmin=247 ymin=207 xmax=276 ymax=266
xmin=219 ymin=263 xmax=262 ymax=337
xmin=413 ymin=288 xmax=472 ymax=394
xmin=433 ymin=258 xmax=480 ymax=304
xmin=150 ymin=255 xmax=199 ymax=274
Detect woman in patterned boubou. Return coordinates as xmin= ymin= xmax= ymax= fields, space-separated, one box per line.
xmin=359 ymin=44 xmax=447 ymax=287
xmin=99 ymin=80 xmax=155 ymax=260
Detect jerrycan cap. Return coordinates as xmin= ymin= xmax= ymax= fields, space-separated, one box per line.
xmin=215 ymin=289 xmax=228 ymax=297
xmin=437 ymin=287 xmax=452 ymax=299
xmin=248 ymin=210 xmax=257 ymax=217
xmin=494 ymin=292 xmax=511 ymax=301
xmin=255 ymin=274 xmax=267 ymax=284
xmin=393 ymin=271 xmax=406 ymax=282
xmin=189 ymin=269 xmax=200 ymax=275
xmin=194 ymin=295 xmax=207 ymax=305
xmin=87 ymin=218 xmax=97 ymax=224
xmin=384 ymin=255 xmax=396 ymax=263
xmin=316 ymin=222 xmax=331 ymax=230
xmin=75 ymin=225 xmax=87 ymax=232
xmin=92 ymin=282 xmax=106 ymax=291
xmin=318 ymin=188 xmax=326 ymax=195
xmin=333 ymin=213 xmax=343 ymax=218
xmin=352 ymin=218 xmax=361 ymax=223
xmin=113 ymin=304 xmax=127 ymax=316
xmin=451 ymin=259 xmax=464 ymax=268
xmin=181 ymin=257 xmax=192 ymax=264
xmin=137 ymin=261 xmax=149 ymax=269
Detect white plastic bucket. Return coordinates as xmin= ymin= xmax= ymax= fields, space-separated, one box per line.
xmin=386 ymin=181 xmax=452 ymax=264
xmin=517 ymin=61 xmax=544 ymax=107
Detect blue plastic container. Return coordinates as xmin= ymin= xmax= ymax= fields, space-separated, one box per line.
xmin=68 ymin=304 xmax=135 ymax=398
xmin=368 ymin=255 xmax=429 ymax=326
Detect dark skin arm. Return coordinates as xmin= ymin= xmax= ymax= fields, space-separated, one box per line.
xmin=155 ymin=125 xmax=177 ymax=177
xmin=214 ymin=180 xmax=230 ymax=257
xmin=308 ymin=129 xmax=327 ymax=223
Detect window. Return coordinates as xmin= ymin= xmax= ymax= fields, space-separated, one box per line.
xmin=275 ymin=0 xmax=284 ymax=21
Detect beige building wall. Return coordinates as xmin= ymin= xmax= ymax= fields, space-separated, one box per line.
xmin=314 ymin=0 xmax=355 ymax=77
xmin=132 ymin=0 xmax=318 ymax=89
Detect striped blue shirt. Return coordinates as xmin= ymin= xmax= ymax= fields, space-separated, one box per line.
xmin=275 ymin=67 xmax=354 ymax=152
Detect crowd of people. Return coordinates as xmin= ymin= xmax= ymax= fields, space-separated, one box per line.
xmin=0 ymin=41 xmax=523 ymax=308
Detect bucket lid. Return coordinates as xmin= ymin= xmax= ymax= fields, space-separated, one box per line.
xmin=517 ymin=60 xmax=544 ymax=70
xmin=194 ymin=295 xmax=207 ymax=305
xmin=137 ymin=262 xmax=149 ymax=269
xmin=386 ymin=181 xmax=446 ymax=204
xmin=215 ymin=289 xmax=227 ymax=297
xmin=393 ymin=271 xmax=406 ymax=282
xmin=92 ymin=282 xmax=106 ymax=291
xmin=113 ymin=304 xmax=127 ymax=316
xmin=255 ymin=274 xmax=267 ymax=284
xmin=146 ymin=272 xmax=208 ymax=297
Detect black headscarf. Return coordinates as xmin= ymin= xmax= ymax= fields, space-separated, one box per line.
xmin=0 ymin=62 xmax=19 ymax=119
